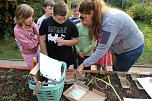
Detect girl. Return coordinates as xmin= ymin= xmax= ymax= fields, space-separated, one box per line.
xmin=75 ymin=19 xmax=97 ymax=70
xmin=14 ymin=4 xmax=39 ymax=68
xmin=76 ymin=17 xmax=112 ymax=70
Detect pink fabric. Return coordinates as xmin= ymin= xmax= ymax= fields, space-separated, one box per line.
xmin=95 ymin=50 xmax=112 ymax=67
xmin=21 ymin=50 xmax=39 ymax=68
xmin=14 ymin=23 xmax=39 ymax=68
xmin=120 ymin=39 xmax=125 ymax=49
xmin=94 ymin=39 xmax=112 ymax=67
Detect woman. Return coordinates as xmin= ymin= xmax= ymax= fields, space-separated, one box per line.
xmin=76 ymin=0 xmax=144 ymax=72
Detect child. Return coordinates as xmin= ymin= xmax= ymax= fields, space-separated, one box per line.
xmin=14 ymin=4 xmax=39 ymax=68
xmin=75 ymin=20 xmax=97 ymax=70
xmin=39 ymin=1 xmax=79 ymax=68
xmin=69 ymin=0 xmax=81 ymax=25
xmin=76 ymin=17 xmax=112 ymax=70
xmin=69 ymin=0 xmax=81 ymax=69
xmin=95 ymin=45 xmax=112 ymax=70
xmin=37 ymin=0 xmax=55 ymax=28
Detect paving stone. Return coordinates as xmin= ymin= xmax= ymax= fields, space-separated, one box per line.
xmin=0 ymin=60 xmax=27 ymax=67
xmin=105 ymin=66 xmax=113 ymax=71
xmin=140 ymin=67 xmax=152 ymax=73
xmin=129 ymin=67 xmax=141 ymax=73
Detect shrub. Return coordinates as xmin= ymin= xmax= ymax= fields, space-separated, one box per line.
xmin=0 ymin=0 xmax=16 ymax=39
xmin=143 ymin=2 xmax=152 ymax=23
xmin=110 ymin=0 xmax=122 ymax=8
xmin=124 ymin=0 xmax=138 ymax=9
xmin=126 ymin=3 xmax=145 ymax=20
xmin=126 ymin=2 xmax=152 ymax=25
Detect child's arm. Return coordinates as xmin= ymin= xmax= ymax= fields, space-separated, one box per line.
xmin=75 ymin=44 xmax=80 ymax=53
xmin=75 ymin=43 xmax=85 ymax=58
xmin=83 ymin=40 xmax=97 ymax=54
xmin=39 ymin=35 xmax=48 ymax=56
xmin=56 ymin=37 xmax=79 ymax=46
xmin=14 ymin=28 xmax=39 ymax=50
xmin=33 ymin=23 xmax=39 ymax=36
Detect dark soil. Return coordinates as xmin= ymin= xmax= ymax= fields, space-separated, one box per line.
xmin=0 ymin=68 xmax=152 ymax=101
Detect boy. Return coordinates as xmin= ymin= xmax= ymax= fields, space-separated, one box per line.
xmin=37 ymin=0 xmax=55 ymax=28
xmin=69 ymin=0 xmax=81 ymax=68
xmin=69 ymin=0 xmax=81 ymax=25
xmin=39 ymin=1 xmax=79 ymax=68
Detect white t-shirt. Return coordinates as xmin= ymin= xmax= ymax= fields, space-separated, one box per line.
xmin=37 ymin=15 xmax=47 ymax=28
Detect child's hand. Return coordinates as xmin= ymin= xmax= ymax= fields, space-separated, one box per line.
xmin=78 ymin=52 xmax=84 ymax=58
xmin=56 ymin=39 xmax=65 ymax=46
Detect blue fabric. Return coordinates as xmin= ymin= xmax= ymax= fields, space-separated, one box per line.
xmin=113 ymin=43 xmax=144 ymax=72
xmin=99 ymin=30 xmax=111 ymax=44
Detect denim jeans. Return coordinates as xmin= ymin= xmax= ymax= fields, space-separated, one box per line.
xmin=113 ymin=44 xmax=144 ymax=72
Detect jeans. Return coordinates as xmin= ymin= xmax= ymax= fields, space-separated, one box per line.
xmin=113 ymin=44 xmax=144 ymax=72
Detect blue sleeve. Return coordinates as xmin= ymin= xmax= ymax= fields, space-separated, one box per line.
xmin=83 ymin=18 xmax=120 ymax=67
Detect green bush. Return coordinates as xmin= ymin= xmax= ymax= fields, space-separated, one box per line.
xmin=0 ymin=0 xmax=16 ymax=38
xmin=110 ymin=0 xmax=122 ymax=7
xmin=16 ymin=0 xmax=43 ymax=20
xmin=124 ymin=0 xmax=137 ymax=9
xmin=144 ymin=2 xmax=152 ymax=24
xmin=126 ymin=2 xmax=152 ymax=25
xmin=126 ymin=3 xmax=144 ymax=19
xmin=105 ymin=0 xmax=137 ymax=9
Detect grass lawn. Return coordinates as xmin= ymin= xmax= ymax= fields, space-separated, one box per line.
xmin=0 ymin=36 xmax=23 ymax=60
xmin=135 ymin=20 xmax=152 ymax=66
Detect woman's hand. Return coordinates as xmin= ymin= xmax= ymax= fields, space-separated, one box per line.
xmin=76 ymin=63 xmax=85 ymax=73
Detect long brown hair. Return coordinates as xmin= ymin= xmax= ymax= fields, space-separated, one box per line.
xmin=79 ymin=0 xmax=107 ymax=40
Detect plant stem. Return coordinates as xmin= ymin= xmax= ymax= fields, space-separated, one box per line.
xmin=96 ymin=77 xmax=122 ymax=101
xmin=87 ymin=73 xmax=98 ymax=86
xmin=87 ymin=77 xmax=94 ymax=86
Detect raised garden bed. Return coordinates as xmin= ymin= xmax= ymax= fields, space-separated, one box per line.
xmin=0 ymin=68 xmax=152 ymax=101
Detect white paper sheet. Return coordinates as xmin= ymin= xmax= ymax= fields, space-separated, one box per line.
xmin=40 ymin=53 xmax=62 ymax=81
xmin=137 ymin=77 xmax=152 ymax=98
xmin=124 ymin=98 xmax=152 ymax=101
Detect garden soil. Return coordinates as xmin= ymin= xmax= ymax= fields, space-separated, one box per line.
xmin=0 ymin=68 xmax=152 ymax=101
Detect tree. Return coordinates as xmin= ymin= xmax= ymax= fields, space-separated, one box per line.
xmin=0 ymin=0 xmax=17 ymax=38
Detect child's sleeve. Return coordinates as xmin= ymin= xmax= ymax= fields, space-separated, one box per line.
xmin=83 ymin=39 xmax=97 ymax=54
xmin=39 ymin=19 xmax=47 ymax=36
xmin=75 ymin=44 xmax=80 ymax=53
xmin=33 ymin=23 xmax=39 ymax=35
xmin=14 ymin=28 xmax=38 ymax=50
xmin=70 ymin=22 xmax=79 ymax=38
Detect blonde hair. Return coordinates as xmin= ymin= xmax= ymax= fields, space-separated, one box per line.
xmin=14 ymin=4 xmax=34 ymax=25
xmin=79 ymin=0 xmax=107 ymax=40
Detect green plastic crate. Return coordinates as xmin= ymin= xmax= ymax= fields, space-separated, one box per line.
xmin=29 ymin=62 xmax=67 ymax=101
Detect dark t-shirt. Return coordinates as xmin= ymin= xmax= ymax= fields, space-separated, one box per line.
xmin=39 ymin=16 xmax=79 ymax=66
